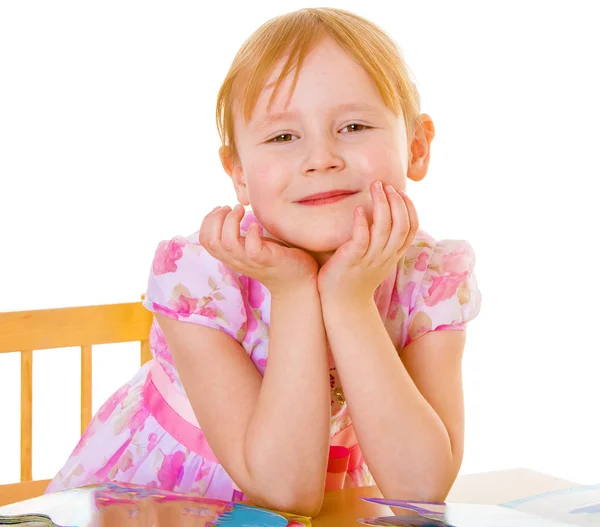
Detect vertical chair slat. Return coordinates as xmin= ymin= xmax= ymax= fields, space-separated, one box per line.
xmin=20 ymin=350 xmax=33 ymax=482
xmin=1 ymin=301 xmax=153 ymax=503
xmin=80 ymin=345 xmax=92 ymax=435
xmin=140 ymin=339 xmax=151 ymax=366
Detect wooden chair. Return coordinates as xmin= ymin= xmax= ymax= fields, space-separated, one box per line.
xmin=0 ymin=301 xmax=154 ymax=507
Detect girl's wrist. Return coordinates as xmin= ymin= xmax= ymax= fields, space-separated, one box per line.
xmin=320 ymin=292 xmax=378 ymax=319
xmin=268 ymin=278 xmax=320 ymax=303
xmin=320 ymin=286 xmax=374 ymax=307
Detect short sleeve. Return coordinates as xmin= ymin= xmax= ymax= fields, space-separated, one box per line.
xmin=142 ymin=234 xmax=247 ymax=342
xmin=406 ymin=239 xmax=481 ymax=345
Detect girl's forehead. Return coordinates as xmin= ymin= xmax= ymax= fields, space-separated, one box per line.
xmin=273 ymin=66 xmax=380 ymax=106
xmin=233 ymin=37 xmax=395 ymax=132
xmin=237 ymin=84 xmax=390 ymax=136
xmin=258 ymin=39 xmax=366 ymax=94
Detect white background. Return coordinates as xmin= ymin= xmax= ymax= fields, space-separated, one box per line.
xmin=1 ymin=1 xmax=599 ymax=486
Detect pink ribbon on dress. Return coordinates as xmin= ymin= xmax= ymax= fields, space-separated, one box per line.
xmin=143 ymin=360 xmax=364 ymax=491
xmin=143 ymin=360 xmax=218 ymax=463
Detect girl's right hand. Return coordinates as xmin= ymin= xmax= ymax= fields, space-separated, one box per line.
xmin=199 ymin=205 xmax=319 ymax=296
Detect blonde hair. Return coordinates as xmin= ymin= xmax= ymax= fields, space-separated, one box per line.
xmin=216 ymin=7 xmax=422 ymax=160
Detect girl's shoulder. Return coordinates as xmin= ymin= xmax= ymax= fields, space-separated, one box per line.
xmin=143 ymin=211 xmax=267 ymax=342
xmin=403 ymin=229 xmax=478 ymax=280
xmin=389 ymin=229 xmax=481 ymax=345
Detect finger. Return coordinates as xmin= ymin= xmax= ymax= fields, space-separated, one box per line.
xmin=396 ymin=189 xmax=419 ymax=254
xmin=366 ymin=180 xmax=392 ymax=259
xmin=221 ymin=205 xmax=246 ymax=258
xmin=199 ymin=206 xmax=230 ymax=256
xmin=244 ymin=221 xmax=268 ymax=263
xmin=340 ymin=206 xmax=370 ymax=262
xmin=383 ymin=185 xmax=410 ymax=256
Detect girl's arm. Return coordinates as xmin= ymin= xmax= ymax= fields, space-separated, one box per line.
xmin=316 ymin=184 xmax=474 ymax=501
xmin=321 ymin=300 xmax=465 ymax=501
xmin=155 ymin=281 xmax=330 ymax=517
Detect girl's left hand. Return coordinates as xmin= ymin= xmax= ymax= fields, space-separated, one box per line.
xmin=317 ymin=181 xmax=419 ymax=304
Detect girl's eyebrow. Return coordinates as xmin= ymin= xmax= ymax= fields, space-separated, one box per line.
xmin=252 ymin=102 xmax=381 ymax=133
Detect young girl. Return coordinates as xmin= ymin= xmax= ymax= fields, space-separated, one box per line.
xmin=46 ymin=7 xmax=481 ymax=517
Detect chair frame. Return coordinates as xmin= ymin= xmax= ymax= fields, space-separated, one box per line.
xmin=0 ymin=301 xmax=153 ymax=506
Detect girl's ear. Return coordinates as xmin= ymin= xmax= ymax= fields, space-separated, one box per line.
xmin=219 ymin=145 xmax=250 ymax=206
xmin=407 ymin=114 xmax=435 ymax=182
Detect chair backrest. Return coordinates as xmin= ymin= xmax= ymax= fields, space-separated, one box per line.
xmin=0 ymin=301 xmax=154 ymax=506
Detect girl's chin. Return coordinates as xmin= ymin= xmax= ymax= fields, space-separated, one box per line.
xmin=257 ymin=209 xmax=359 ymax=251
xmin=285 ymin=231 xmax=353 ymax=255
xmin=260 ymin=219 xmax=355 ymax=254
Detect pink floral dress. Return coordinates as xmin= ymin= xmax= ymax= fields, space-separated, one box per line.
xmin=46 ymin=211 xmax=481 ymax=500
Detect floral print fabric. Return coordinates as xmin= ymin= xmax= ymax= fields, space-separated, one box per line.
xmin=46 ymin=211 xmax=481 ymax=499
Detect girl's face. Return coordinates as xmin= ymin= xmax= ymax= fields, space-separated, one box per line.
xmin=228 ymin=37 xmax=421 ymax=258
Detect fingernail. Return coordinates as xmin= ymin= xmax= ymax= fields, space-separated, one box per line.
xmin=375 ymin=181 xmax=383 ymax=191
xmin=386 ymin=185 xmax=397 ymax=193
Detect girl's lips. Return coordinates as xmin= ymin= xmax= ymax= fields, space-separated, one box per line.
xmin=295 ymin=190 xmax=358 ymax=205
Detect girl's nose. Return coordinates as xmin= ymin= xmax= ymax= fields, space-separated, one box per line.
xmin=301 ymin=136 xmax=346 ymax=176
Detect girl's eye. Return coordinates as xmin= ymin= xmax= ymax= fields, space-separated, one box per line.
xmin=269 ymin=133 xmax=295 ymax=143
xmin=268 ymin=124 xmax=370 ymax=143
xmin=343 ymin=123 xmax=370 ymax=133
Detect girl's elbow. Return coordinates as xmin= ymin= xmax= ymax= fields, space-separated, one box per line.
xmin=275 ymin=489 xmax=324 ymax=518
xmin=416 ymin=485 xmax=450 ymax=504
xmin=254 ymin=485 xmax=324 ymax=518
xmin=412 ymin=454 xmax=461 ymax=502
xmin=293 ymin=491 xmax=324 ymax=518
xmin=380 ymin=466 xmax=458 ymax=504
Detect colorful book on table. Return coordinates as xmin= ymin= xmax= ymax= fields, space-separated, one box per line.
xmin=93 ymin=482 xmax=310 ymax=526
xmin=0 ymin=513 xmax=61 ymax=526
xmin=356 ymin=484 xmax=600 ymax=526
xmin=0 ymin=482 xmax=311 ymax=526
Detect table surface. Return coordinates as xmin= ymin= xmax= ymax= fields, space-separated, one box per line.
xmin=0 ymin=468 xmax=580 ymax=526
xmin=312 ymin=468 xmax=579 ymax=526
